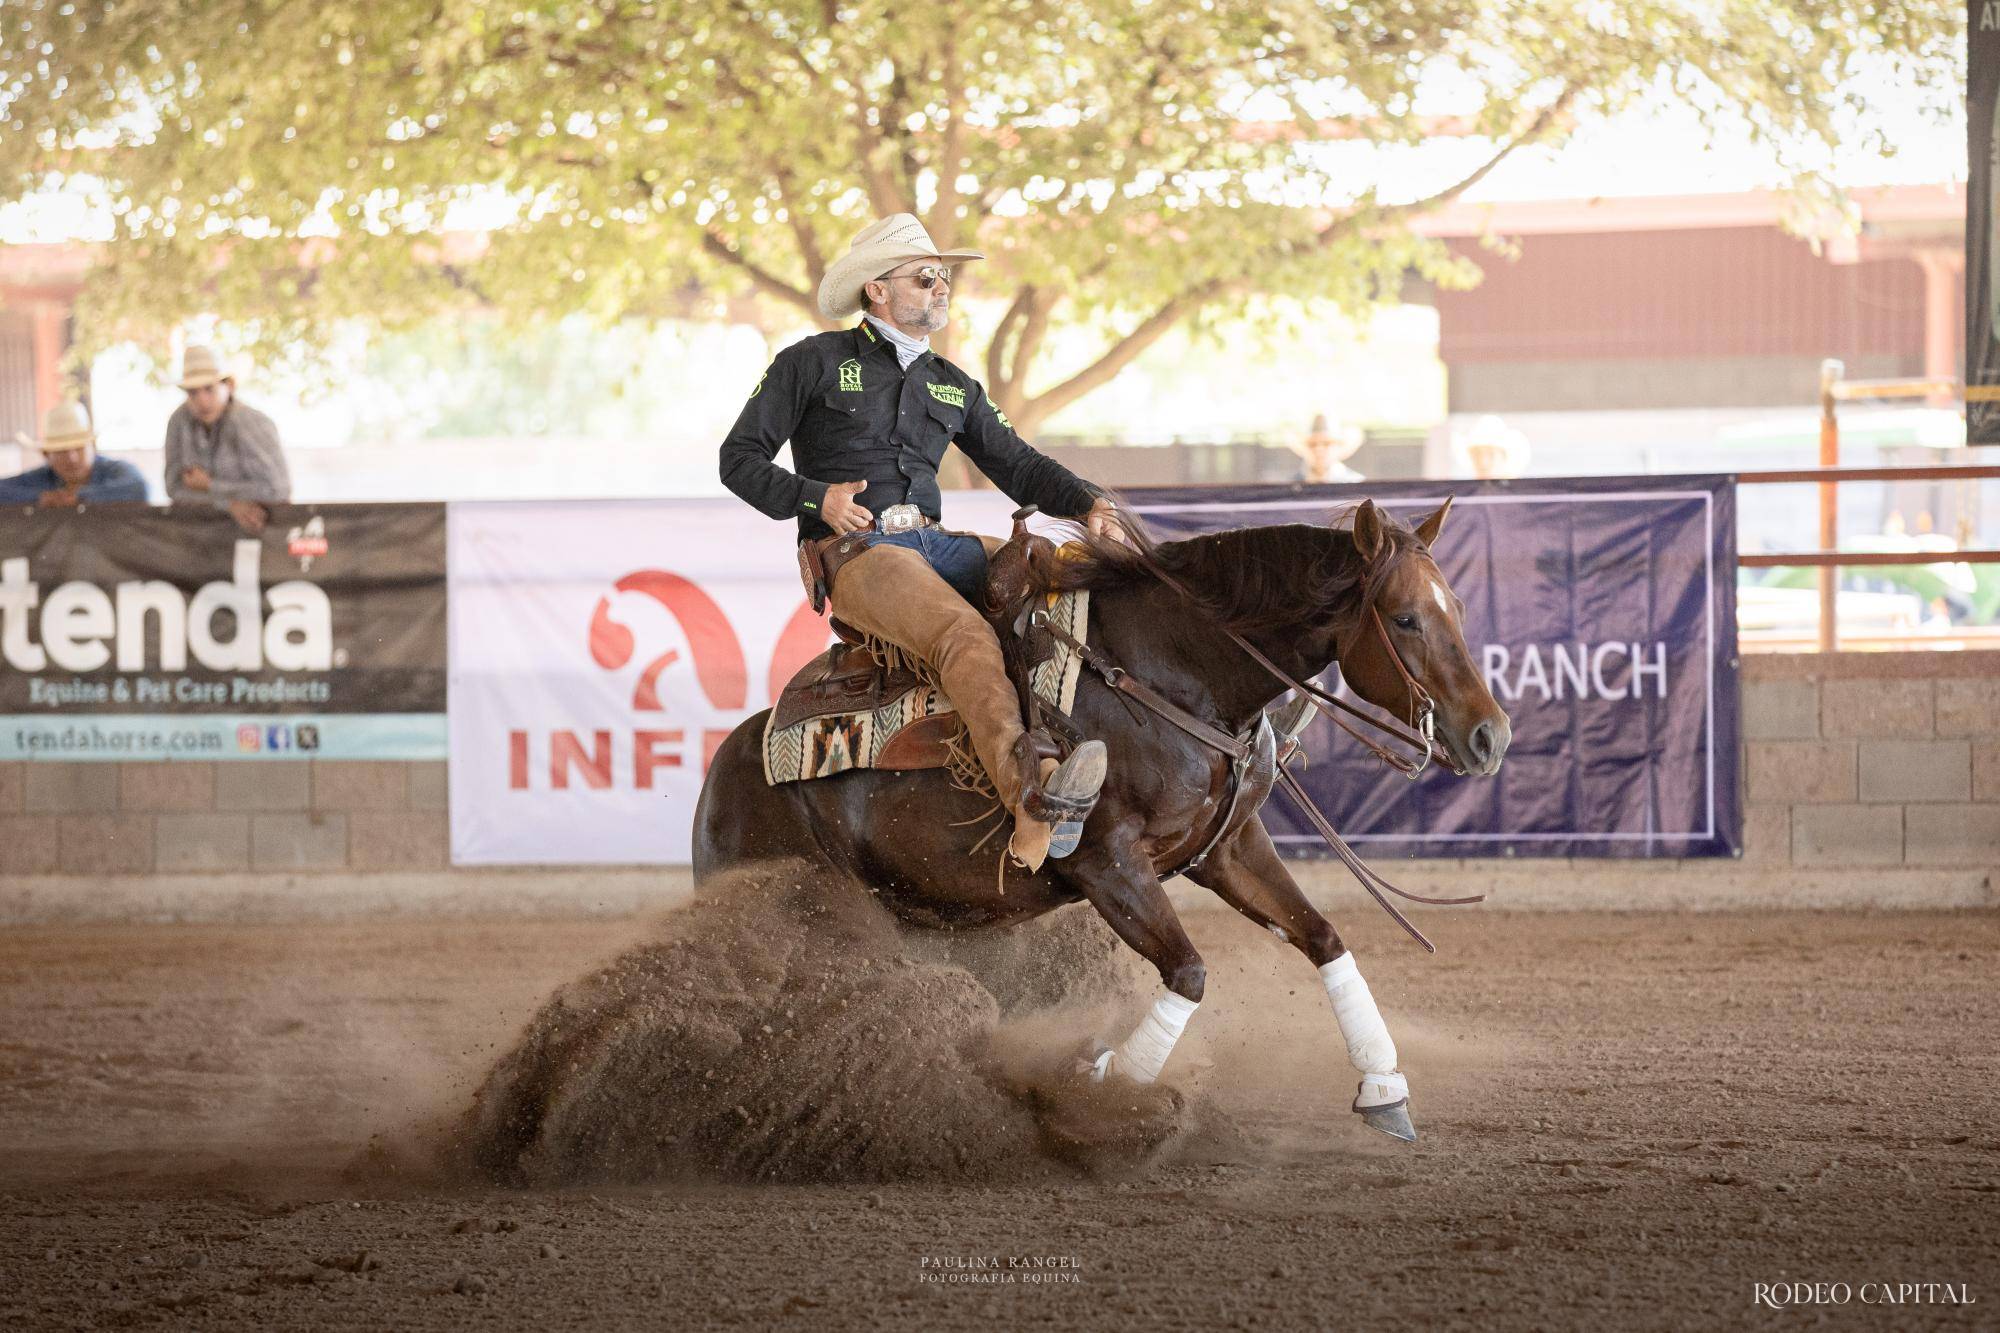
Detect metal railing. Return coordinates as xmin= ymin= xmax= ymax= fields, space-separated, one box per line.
xmin=1737 ymin=360 xmax=2000 ymax=651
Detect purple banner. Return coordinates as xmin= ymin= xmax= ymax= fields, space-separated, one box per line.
xmin=1125 ymin=475 xmax=1741 ymax=858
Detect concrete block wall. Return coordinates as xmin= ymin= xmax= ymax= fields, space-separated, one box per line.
xmin=0 ymin=760 xmax=449 ymax=877
xmin=1 ymin=651 xmax=1993 ymax=920
xmin=1741 ymin=654 xmax=2000 ymax=869
xmin=1278 ymin=650 xmax=2000 ymax=914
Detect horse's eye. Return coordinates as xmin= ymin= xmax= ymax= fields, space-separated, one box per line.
xmin=1393 ymin=614 xmax=1419 ymax=631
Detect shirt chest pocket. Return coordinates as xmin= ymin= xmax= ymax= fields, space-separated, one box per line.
xmin=817 ymin=391 xmax=883 ymax=442
xmin=922 ymin=394 xmax=965 ymax=442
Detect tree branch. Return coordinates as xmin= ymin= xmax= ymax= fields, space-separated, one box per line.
xmin=1016 ymin=84 xmax=1583 ymax=430
xmin=819 ymin=38 xmax=908 ymax=218
xmin=925 ymin=33 xmax=969 ymax=246
xmin=772 ymin=171 xmax=826 ymax=290
xmin=1017 ymin=284 xmax=1217 ymax=428
xmin=1347 ymin=83 xmax=1581 ymax=235
xmin=723 ymin=0 xmax=827 ymax=88
xmin=701 ymin=229 xmax=827 ymax=324
xmin=987 ymin=285 xmax=1033 ymax=391
xmin=1010 ymin=286 xmax=1056 ymax=388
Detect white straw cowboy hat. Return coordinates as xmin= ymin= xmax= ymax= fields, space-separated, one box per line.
xmin=14 ymin=400 xmax=96 ymax=454
xmin=1452 ymin=414 xmax=1530 ymax=479
xmin=816 ymin=213 xmax=984 ymax=321
xmin=176 ymin=345 xmax=236 ymax=390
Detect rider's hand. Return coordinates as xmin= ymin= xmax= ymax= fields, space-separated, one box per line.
xmin=822 ymin=480 xmax=873 ymax=535
xmin=181 ymin=466 xmax=214 ymax=493
xmin=36 ymin=489 xmax=80 ymax=508
xmin=1085 ymin=497 xmax=1127 ymax=545
xmin=228 ymin=499 xmax=269 ymax=535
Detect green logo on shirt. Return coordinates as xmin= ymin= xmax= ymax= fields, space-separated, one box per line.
xmin=926 ymin=382 xmax=966 ymax=409
xmin=748 ymin=369 xmax=767 ymax=399
xmin=993 ymin=406 xmax=1014 ymax=430
xmin=838 ymin=359 xmax=863 ymax=392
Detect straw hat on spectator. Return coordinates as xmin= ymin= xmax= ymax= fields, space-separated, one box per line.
xmin=816 ymin=214 xmax=984 ymax=321
xmin=1452 ymin=414 xmax=1530 ymax=480
xmin=14 ymin=400 xmax=96 ymax=454
xmin=177 ymin=345 xmax=236 ymax=390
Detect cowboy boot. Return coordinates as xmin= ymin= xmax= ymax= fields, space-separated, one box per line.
xmin=1016 ymin=737 xmax=1108 ymax=861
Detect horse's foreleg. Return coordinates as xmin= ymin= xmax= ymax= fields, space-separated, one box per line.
xmin=1187 ymin=815 xmax=1416 ymax=1142
xmin=1061 ymin=818 xmax=1205 ymax=1085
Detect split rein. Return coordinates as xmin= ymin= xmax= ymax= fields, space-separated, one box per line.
xmin=1049 ymin=542 xmax=1484 ymax=953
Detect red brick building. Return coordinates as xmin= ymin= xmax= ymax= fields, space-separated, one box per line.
xmin=1412 ymin=185 xmax=1966 ymax=474
xmin=0 ymin=244 xmax=88 ymax=446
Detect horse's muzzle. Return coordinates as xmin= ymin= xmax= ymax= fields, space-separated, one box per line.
xmin=1465 ymin=717 xmax=1511 ymax=775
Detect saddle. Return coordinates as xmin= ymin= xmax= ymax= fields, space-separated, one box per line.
xmin=762 ymin=508 xmax=1079 ymax=787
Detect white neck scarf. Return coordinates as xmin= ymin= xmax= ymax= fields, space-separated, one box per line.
xmin=864 ymin=314 xmax=929 ymax=370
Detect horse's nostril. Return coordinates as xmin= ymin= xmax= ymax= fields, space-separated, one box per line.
xmin=1469 ymin=721 xmax=1497 ymax=764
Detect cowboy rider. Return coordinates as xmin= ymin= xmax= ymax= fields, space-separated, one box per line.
xmin=719 ymin=214 xmax=1115 ymax=869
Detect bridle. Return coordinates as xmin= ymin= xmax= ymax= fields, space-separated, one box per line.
xmin=1142 ymin=545 xmax=1460 ymax=780
xmin=1029 ymin=535 xmax=1484 ymax=952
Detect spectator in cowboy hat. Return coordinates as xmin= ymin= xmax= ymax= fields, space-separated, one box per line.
xmin=1 ymin=400 xmax=149 ymax=506
xmin=1453 ymin=414 xmax=1531 ymax=480
xmin=1287 ymin=413 xmax=1365 ymax=484
xmin=162 ymin=344 xmax=291 ymax=534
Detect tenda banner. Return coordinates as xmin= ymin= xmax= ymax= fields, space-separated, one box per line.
xmin=1128 ymin=476 xmax=1741 ymax=859
xmin=449 ymin=478 xmax=1737 ymax=865
xmin=0 ymin=504 xmax=446 ymax=760
xmin=448 ymin=493 xmax=1029 ymax=865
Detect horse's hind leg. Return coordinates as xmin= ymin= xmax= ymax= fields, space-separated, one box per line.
xmin=1060 ymin=818 xmax=1206 ymax=1086
xmin=692 ymin=714 xmax=836 ymax=880
xmin=1187 ymin=815 xmax=1416 ymax=1143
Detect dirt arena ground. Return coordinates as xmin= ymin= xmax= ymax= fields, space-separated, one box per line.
xmin=2 ymin=902 xmax=1995 ymax=1331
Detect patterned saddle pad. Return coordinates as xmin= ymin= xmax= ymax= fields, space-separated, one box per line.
xmin=763 ymin=588 xmax=1090 ymax=786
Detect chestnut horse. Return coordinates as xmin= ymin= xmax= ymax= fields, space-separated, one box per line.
xmin=693 ymin=499 xmax=1510 ymax=1140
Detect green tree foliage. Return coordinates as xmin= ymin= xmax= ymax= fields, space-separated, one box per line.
xmin=1 ymin=0 xmax=1961 ymax=430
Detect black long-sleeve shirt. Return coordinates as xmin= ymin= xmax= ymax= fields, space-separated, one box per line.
xmin=719 ymin=321 xmax=1100 ymax=542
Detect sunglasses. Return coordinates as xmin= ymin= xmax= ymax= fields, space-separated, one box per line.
xmin=879 ymin=265 xmax=953 ymax=291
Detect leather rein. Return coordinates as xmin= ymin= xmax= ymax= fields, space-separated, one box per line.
xmin=1143 ymin=552 xmax=1460 ymax=780
xmin=1032 ymin=541 xmax=1483 ymax=953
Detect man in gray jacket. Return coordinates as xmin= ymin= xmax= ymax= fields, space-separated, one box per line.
xmin=163 ymin=345 xmax=291 ymax=534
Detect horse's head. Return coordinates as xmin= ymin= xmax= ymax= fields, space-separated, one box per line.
xmin=1340 ymin=499 xmax=1511 ymax=777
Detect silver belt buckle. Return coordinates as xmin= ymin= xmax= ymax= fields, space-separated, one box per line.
xmin=876 ymin=504 xmax=925 ymax=534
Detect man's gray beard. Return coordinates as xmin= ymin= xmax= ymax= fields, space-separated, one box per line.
xmin=891 ymin=296 xmax=948 ymax=334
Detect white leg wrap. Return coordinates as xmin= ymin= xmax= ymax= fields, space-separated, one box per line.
xmin=1100 ymin=990 xmax=1198 ymax=1085
xmin=1319 ymin=953 xmax=1408 ymax=1109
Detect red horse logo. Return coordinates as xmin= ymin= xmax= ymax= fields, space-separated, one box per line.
xmin=588 ymin=570 xmax=832 ymax=712
xmin=510 ymin=571 xmax=836 ymax=791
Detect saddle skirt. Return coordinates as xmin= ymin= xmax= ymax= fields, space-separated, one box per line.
xmin=762 ymin=588 xmax=1090 ymax=786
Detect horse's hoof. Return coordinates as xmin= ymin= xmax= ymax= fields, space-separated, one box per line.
xmin=1357 ymin=1100 xmax=1416 ymax=1143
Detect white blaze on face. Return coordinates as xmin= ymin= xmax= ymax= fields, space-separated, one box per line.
xmin=1429 ymin=578 xmax=1449 ymax=616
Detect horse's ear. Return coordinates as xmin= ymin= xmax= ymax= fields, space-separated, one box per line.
xmin=1352 ymin=499 xmax=1387 ymax=563
xmin=1413 ymin=496 xmax=1453 ymax=548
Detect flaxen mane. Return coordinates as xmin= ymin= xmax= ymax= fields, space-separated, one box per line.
xmin=1036 ymin=505 xmax=1425 ymax=636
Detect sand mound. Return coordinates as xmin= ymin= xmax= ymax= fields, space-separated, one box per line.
xmin=461 ymin=861 xmax=1186 ymax=1185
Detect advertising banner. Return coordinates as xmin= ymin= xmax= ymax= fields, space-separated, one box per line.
xmin=1127 ymin=476 xmax=1740 ymax=858
xmin=0 ymin=503 xmax=446 ymax=760
xmin=1970 ymin=1 xmax=2000 ymax=440
xmin=450 ymin=479 xmax=1735 ymax=865
xmin=449 ymin=496 xmax=1024 ymax=864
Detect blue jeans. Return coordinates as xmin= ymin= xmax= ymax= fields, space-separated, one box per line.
xmin=867 ymin=527 xmax=989 ymax=604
